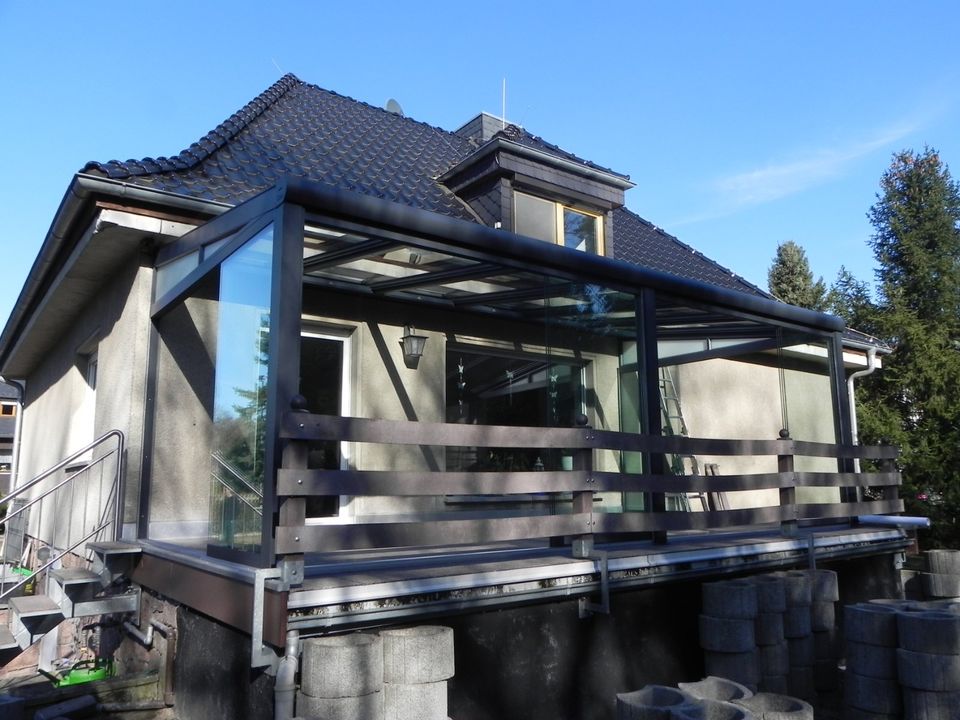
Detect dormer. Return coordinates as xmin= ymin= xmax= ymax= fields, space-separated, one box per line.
xmin=441 ymin=113 xmax=635 ymax=257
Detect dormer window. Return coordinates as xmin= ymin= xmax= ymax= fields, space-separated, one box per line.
xmin=514 ymin=191 xmax=604 ymax=255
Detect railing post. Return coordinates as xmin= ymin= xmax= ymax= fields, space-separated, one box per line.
xmin=880 ymin=451 xmax=899 ymax=502
xmin=778 ymin=429 xmax=797 ymax=536
xmin=276 ymin=396 xmax=308 ymax=587
xmin=572 ymin=415 xmax=595 ymax=559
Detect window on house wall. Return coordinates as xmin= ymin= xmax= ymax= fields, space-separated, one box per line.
xmin=0 ymin=404 xmax=15 ymax=417
xmin=514 ymin=191 xmax=604 ymax=254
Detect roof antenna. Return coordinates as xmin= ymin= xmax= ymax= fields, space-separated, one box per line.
xmin=501 ymin=78 xmax=507 ymax=129
xmin=385 ymin=98 xmax=405 ymax=116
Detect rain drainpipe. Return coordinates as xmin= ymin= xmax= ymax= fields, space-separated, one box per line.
xmin=275 ymin=630 xmax=300 ymax=720
xmin=847 ymin=347 xmax=877 ymax=473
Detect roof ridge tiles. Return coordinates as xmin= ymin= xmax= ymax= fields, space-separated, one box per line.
xmin=81 ymin=73 xmax=303 ymax=178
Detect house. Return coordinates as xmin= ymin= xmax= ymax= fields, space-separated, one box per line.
xmin=0 ymin=381 xmax=19 ymax=496
xmin=0 ymin=75 xmax=905 ymax=719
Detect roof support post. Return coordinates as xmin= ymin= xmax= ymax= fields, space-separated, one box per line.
xmin=636 ymin=289 xmax=667 ymax=544
xmin=828 ymin=332 xmax=858 ymax=506
xmin=262 ymin=201 xmax=306 ymax=568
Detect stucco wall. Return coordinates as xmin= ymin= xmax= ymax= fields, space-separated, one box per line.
xmin=672 ymin=356 xmax=840 ymax=510
xmin=147 ymin=286 xmax=218 ymax=541
xmin=18 ymin=253 xmax=152 ymax=547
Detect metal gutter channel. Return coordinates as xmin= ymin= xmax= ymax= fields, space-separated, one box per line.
xmin=288 ymin=528 xmax=906 ymax=611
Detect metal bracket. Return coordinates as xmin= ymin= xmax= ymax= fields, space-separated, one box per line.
xmin=251 ymin=567 xmax=283 ymax=672
xmin=578 ymin=550 xmax=610 ymax=618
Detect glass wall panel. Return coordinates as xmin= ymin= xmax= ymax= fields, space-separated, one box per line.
xmin=208 ymin=225 xmax=274 ymax=553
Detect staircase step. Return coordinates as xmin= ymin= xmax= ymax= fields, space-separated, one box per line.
xmin=9 ymin=594 xmax=61 ymax=618
xmin=50 ymin=567 xmax=102 ymax=587
xmin=87 ymin=541 xmax=142 ymax=556
xmin=10 ymin=594 xmax=64 ymax=647
xmin=0 ymin=626 xmax=17 ymax=651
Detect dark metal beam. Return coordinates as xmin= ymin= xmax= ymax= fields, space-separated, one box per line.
xmin=368 ymin=263 xmax=502 ymax=293
xmin=302 ymin=238 xmax=396 ymax=272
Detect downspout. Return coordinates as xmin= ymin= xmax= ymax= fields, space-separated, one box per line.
xmin=275 ymin=630 xmax=300 ymax=720
xmin=0 ymin=376 xmax=24 ymax=492
xmin=847 ymin=347 xmax=877 ymax=473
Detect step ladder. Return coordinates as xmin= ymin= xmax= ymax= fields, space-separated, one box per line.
xmin=0 ymin=541 xmax=142 ymax=667
xmin=658 ymin=367 xmax=714 ymax=512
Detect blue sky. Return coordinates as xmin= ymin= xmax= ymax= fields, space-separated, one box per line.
xmin=2 ymin=1 xmax=959 ymax=329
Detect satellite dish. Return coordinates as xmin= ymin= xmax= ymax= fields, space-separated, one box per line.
xmin=385 ymin=98 xmax=404 ymax=116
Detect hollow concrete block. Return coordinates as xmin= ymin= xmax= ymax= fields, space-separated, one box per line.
xmin=897 ymin=647 xmax=960 ymax=691
xmin=844 ymin=671 xmax=903 ymax=715
xmin=699 ymin=615 xmax=756 ymax=652
xmin=844 ymin=639 xmax=897 ymax=679
xmin=925 ymin=549 xmax=960 ymax=575
xmin=749 ymin=574 xmax=786 ymax=613
xmin=733 ymin=692 xmax=814 ymax=720
xmin=702 ymin=580 xmax=758 ymax=619
xmin=755 ymin=613 xmax=784 ymax=646
xmin=810 ymin=601 xmax=835 ymax=632
xmin=672 ymin=698 xmax=756 ymax=720
xmin=781 ymin=607 xmax=811 ymax=639
xmin=844 ymin=603 xmax=899 ymax=646
xmin=615 ymin=685 xmax=696 ymax=720
xmin=897 ymin=610 xmax=960 ymax=654
xmin=703 ymin=650 xmax=760 ymax=686
xmin=902 ymin=688 xmax=960 ymax=720
xmin=921 ymin=572 xmax=960 ymax=599
xmin=779 ymin=571 xmax=812 ymax=606
xmin=384 ymin=680 xmax=447 ymax=720
xmin=382 ymin=626 xmax=455 ymax=684
xmin=296 ymin=689 xmax=383 ymax=720
xmin=301 ymin=633 xmax=383 ymax=698
xmin=677 ymin=675 xmax=753 ymax=703
xmin=808 ymin=569 xmax=839 ymax=602
xmin=758 ymin=642 xmax=789 ymax=676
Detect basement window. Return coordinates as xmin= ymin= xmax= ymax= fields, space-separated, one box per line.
xmin=514 ymin=191 xmax=603 ymax=255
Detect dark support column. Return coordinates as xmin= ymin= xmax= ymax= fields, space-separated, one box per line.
xmin=262 ymin=202 xmax=306 ymax=569
xmin=571 ymin=415 xmax=595 ymax=559
xmin=636 ymin=289 xmax=667 ymax=544
xmin=277 ymin=398 xmax=308 ymax=586
xmin=828 ymin=332 xmax=858 ymax=504
xmin=778 ymin=430 xmax=797 ymax=536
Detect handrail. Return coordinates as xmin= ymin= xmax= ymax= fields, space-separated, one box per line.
xmin=0 ymin=430 xmax=125 ymax=602
xmin=212 ymin=471 xmax=263 ymax=516
xmin=211 ymin=452 xmax=264 ymax=499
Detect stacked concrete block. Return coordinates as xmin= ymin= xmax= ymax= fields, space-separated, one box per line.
xmin=922 ymin=549 xmax=960 ymax=600
xmin=897 ymin=610 xmax=960 ymax=720
xmin=807 ymin=569 xmax=840 ymax=693
xmin=678 ymin=675 xmax=754 ymax=704
xmin=748 ymin=574 xmax=788 ymax=694
xmin=673 ymin=698 xmax=755 ymax=720
xmin=382 ymin=626 xmax=454 ymax=720
xmin=843 ymin=603 xmax=902 ymax=719
xmin=297 ymin=633 xmax=384 ymax=720
xmin=700 ymin=580 xmax=759 ymax=691
xmin=732 ymin=692 xmax=813 ymax=719
xmin=778 ymin=571 xmax=815 ymax=702
xmin=615 ymin=685 xmax=697 ymax=720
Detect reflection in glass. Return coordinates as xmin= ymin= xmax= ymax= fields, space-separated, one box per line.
xmin=563 ymin=208 xmax=598 ymax=253
xmin=209 ymin=225 xmax=274 ymax=552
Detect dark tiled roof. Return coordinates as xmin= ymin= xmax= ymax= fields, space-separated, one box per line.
xmin=611 ymin=207 xmax=767 ymax=295
xmin=492 ymin=124 xmax=630 ymax=181
xmin=81 ymin=74 xmax=763 ymax=296
xmin=0 ymin=382 xmax=18 ymax=400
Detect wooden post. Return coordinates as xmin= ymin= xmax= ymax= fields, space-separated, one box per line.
xmin=778 ymin=429 xmax=797 ymax=536
xmin=572 ymin=415 xmax=595 ymax=559
xmin=276 ymin=397 xmax=308 ymax=586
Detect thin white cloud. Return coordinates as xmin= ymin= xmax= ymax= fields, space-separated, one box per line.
xmin=669 ymin=120 xmax=920 ymax=227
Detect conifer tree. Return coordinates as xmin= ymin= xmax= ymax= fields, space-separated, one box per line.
xmin=767 ymin=240 xmax=827 ymax=310
xmin=858 ymin=148 xmax=960 ymax=546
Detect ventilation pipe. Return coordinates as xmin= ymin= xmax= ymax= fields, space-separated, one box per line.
xmin=847 ymin=347 xmax=877 ymax=473
xmin=275 ymin=630 xmax=300 ymax=720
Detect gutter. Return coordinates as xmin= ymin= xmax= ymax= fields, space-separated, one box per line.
xmin=0 ymin=175 xmax=229 ymax=370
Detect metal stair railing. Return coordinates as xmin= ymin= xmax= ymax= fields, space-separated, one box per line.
xmin=0 ymin=430 xmax=124 ymax=602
